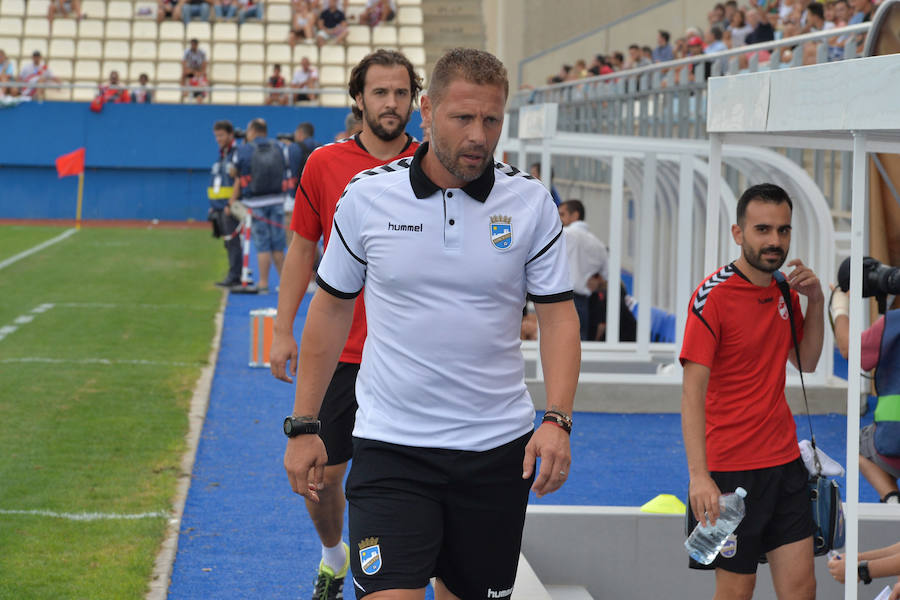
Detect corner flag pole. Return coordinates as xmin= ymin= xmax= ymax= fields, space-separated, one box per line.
xmin=76 ymin=172 xmax=84 ymax=230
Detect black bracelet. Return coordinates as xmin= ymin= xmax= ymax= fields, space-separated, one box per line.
xmin=542 ymin=413 xmax=572 ymax=434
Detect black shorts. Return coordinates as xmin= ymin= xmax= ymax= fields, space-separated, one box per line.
xmin=345 ymin=432 xmax=534 ymax=599
xmin=318 ymin=361 xmax=358 ymax=466
xmin=687 ymin=457 xmax=815 ymax=574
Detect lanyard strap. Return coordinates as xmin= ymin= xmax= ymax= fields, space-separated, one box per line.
xmin=773 ymin=271 xmax=822 ymax=476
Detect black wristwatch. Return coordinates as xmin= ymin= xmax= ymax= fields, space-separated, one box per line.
xmin=283 ymin=416 xmax=321 ymax=437
xmin=858 ymin=560 xmax=872 ymax=585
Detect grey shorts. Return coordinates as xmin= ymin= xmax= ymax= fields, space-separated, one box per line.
xmin=860 ymin=423 xmax=900 ymax=479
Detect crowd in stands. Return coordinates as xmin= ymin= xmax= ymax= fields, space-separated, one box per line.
xmin=0 ymin=0 xmax=400 ymax=104
xmin=545 ymin=0 xmax=879 ymax=85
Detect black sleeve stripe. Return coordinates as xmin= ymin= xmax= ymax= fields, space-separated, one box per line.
xmin=334 ymin=222 xmax=367 ymax=266
xmin=528 ymin=290 xmax=575 ymax=303
xmin=315 ymin=275 xmax=361 ymax=299
xmin=299 ymin=184 xmax=319 ymax=218
xmin=526 ymin=226 xmax=563 ymax=265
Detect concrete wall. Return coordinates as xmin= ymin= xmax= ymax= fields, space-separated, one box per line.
xmin=0 ymin=102 xmax=423 ymax=221
xmin=483 ymin=0 xmax=721 ymax=90
xmin=523 ymin=506 xmax=900 ymax=600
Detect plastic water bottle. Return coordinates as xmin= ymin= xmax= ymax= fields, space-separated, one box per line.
xmin=684 ymin=487 xmax=748 ymax=565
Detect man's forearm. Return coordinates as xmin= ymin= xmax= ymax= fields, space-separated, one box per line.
xmin=799 ymin=298 xmax=825 ymax=371
xmin=292 ymin=290 xmax=355 ymax=416
xmin=681 ymin=362 xmax=711 ymax=477
xmin=274 ymin=236 xmax=316 ymax=335
xmin=535 ymin=302 xmax=580 ymax=414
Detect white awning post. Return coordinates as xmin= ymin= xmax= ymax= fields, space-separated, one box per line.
xmin=636 ymin=153 xmax=657 ymax=357
xmin=844 ymin=131 xmax=867 ymax=600
xmin=674 ymin=154 xmax=695 ymax=371
xmin=705 ymin=134 xmax=723 ymax=276
xmin=606 ymin=155 xmax=626 ymax=345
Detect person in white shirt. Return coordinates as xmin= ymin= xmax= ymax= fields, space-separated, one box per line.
xmin=559 ymin=199 xmax=608 ymax=340
xmin=290 ymin=56 xmax=318 ymax=101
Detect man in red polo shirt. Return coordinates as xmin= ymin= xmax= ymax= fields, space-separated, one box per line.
xmin=681 ymin=183 xmax=824 ymax=600
xmin=270 ymin=49 xmax=420 ymax=600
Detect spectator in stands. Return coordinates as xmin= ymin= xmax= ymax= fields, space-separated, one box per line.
xmin=179 ymin=0 xmax=212 ymax=24
xmin=745 ymin=8 xmax=776 ymax=44
xmin=229 ymin=118 xmax=287 ymax=294
xmin=265 ymin=64 xmax=289 ymax=105
xmin=549 ymin=64 xmax=571 ymax=84
xmin=705 ymin=26 xmax=728 ymax=53
xmin=824 ymin=0 xmax=837 ymax=25
xmin=610 ymin=51 xmax=625 ymax=70
xmin=529 ymin=162 xmax=562 ymax=206
xmin=236 ymin=0 xmax=263 ymax=24
xmin=97 ymin=70 xmax=131 ymax=103
xmin=215 ymin=0 xmax=239 ymax=19
xmin=290 ymin=56 xmax=318 ymax=101
xmin=673 ymin=36 xmax=688 ymax=58
xmin=558 ymin=199 xmax=608 ymax=341
xmin=288 ymin=0 xmax=316 ymax=46
xmin=653 ymin=30 xmax=674 ymax=62
xmin=827 ymin=0 xmax=853 ymax=59
xmin=316 ymin=0 xmax=349 ymax=47
xmin=335 ymin=111 xmax=362 ymax=140
xmin=182 ymin=38 xmax=207 ymax=98
xmin=0 ymin=50 xmax=15 ymax=96
xmin=358 ymin=0 xmax=395 ymax=27
xmin=131 ymin=73 xmax=153 ymax=103
xmin=19 ymin=51 xmax=60 ymax=100
xmin=687 ymin=35 xmax=705 ymax=57
xmin=729 ymin=9 xmax=753 ymax=46
xmin=641 ymin=46 xmax=654 ymax=63
xmin=571 ymin=59 xmax=588 ymax=79
xmin=48 ymin=0 xmax=82 ymax=22
xmin=724 ymin=0 xmax=738 ymax=25
xmin=626 ymin=43 xmax=651 ymax=69
xmin=709 ymin=3 xmax=729 ymax=30
xmin=808 ymin=2 xmax=835 ymax=31
xmin=157 ymin=0 xmax=180 ymax=23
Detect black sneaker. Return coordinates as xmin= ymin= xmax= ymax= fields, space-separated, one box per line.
xmin=312 ymin=543 xmax=349 ymax=600
xmin=215 ymin=278 xmax=240 ymax=288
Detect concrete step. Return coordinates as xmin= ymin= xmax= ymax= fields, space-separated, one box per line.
xmin=546 ymin=585 xmax=595 ymax=600
xmin=421 ymin=2 xmax=482 ymax=18
xmin=514 ymin=553 xmax=553 ymax=600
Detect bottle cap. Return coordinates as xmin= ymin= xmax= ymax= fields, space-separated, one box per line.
xmin=735 ymin=487 xmax=747 ymax=498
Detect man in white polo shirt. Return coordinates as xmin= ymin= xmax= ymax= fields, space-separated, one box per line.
xmin=284 ymin=48 xmax=580 ymax=600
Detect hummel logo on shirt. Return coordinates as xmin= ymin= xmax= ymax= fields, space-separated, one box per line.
xmin=388 ymin=221 xmax=423 ymax=232
xmin=758 ymin=297 xmax=774 ymax=304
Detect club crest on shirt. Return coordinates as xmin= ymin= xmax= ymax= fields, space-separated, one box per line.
xmin=778 ymin=295 xmax=789 ymax=320
xmin=490 ymin=214 xmax=512 ymax=250
xmin=358 ymin=537 xmax=382 ymax=575
xmin=720 ymin=534 xmax=738 ymax=558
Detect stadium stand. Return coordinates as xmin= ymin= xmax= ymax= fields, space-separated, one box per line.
xmin=0 ymin=0 xmax=425 ymax=104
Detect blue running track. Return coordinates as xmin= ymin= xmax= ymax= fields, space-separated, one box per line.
xmin=167 ymin=255 xmax=879 ymax=599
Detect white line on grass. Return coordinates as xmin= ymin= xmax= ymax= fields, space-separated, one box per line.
xmin=0 ymin=357 xmax=195 ymax=367
xmin=0 ymin=509 xmax=169 ymax=521
xmin=54 ymin=302 xmax=210 ymax=310
xmin=0 ymin=229 xmax=77 ymax=271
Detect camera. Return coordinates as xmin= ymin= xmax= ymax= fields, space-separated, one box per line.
xmin=276 ymin=132 xmax=294 ymax=143
xmin=233 ymin=128 xmax=246 ymax=140
xmin=837 ymin=256 xmax=900 ymax=297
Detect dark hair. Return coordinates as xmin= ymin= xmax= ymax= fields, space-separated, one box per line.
xmin=711 ymin=26 xmax=724 ymax=40
xmin=428 ymin=48 xmax=508 ymax=106
xmin=808 ymin=2 xmax=825 ymax=20
xmin=213 ymin=120 xmax=234 ymax=134
xmin=736 ymin=183 xmax=793 ymax=225
xmin=248 ymin=118 xmax=267 ymax=135
xmin=714 ymin=2 xmax=725 ymax=12
xmin=629 ymin=43 xmax=640 ymax=51
xmin=273 ymin=63 xmax=281 ymax=70
xmin=614 ymin=51 xmax=624 ymax=62
xmin=560 ymin=199 xmax=586 ymax=221
xmin=190 ymin=38 xmax=198 ymax=44
xmin=642 ymin=45 xmax=652 ymax=54
xmin=725 ymin=0 xmax=737 ymax=7
xmin=347 ymin=48 xmax=422 ymax=120
xmin=296 ymin=122 xmax=314 ymax=137
xmin=659 ymin=30 xmax=670 ymax=43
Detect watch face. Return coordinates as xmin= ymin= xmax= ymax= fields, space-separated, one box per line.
xmin=283 ymin=418 xmax=293 ymax=435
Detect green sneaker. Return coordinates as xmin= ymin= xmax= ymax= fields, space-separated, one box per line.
xmin=312 ymin=542 xmax=350 ymax=600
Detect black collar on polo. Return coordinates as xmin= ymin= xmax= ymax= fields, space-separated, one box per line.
xmin=408 ymin=142 xmax=495 ymax=203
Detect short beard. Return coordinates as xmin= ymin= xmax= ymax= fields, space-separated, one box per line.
xmin=743 ymin=244 xmax=787 ymax=273
xmin=429 ymin=122 xmax=493 ymax=183
xmin=361 ymin=99 xmax=410 ymax=142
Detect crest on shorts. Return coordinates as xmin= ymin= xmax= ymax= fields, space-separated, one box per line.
xmin=778 ymin=295 xmax=789 ymax=320
xmin=720 ymin=534 xmax=738 ymax=559
xmin=490 ymin=215 xmax=513 ymax=250
xmin=358 ymin=537 xmax=382 ymax=575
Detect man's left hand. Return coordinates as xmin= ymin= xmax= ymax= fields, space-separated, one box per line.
xmin=523 ymin=422 xmax=571 ymax=498
xmin=786 ymin=259 xmax=824 ymax=302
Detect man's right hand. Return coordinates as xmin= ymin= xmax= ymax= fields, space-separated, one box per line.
xmin=689 ymin=473 xmax=722 ymax=527
xmin=270 ymin=330 xmax=298 ymax=383
xmin=284 ymin=434 xmax=328 ymax=502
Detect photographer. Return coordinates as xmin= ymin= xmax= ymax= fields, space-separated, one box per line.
xmin=208 ymin=120 xmax=243 ymax=289
xmin=831 ymin=257 xmax=900 ymax=504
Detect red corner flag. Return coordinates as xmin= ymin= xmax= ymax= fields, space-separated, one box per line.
xmin=55 ymin=148 xmax=85 ymax=178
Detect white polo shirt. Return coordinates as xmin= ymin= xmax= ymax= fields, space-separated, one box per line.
xmin=564 ymin=220 xmax=608 ymax=296
xmin=316 ymin=143 xmax=573 ymax=451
